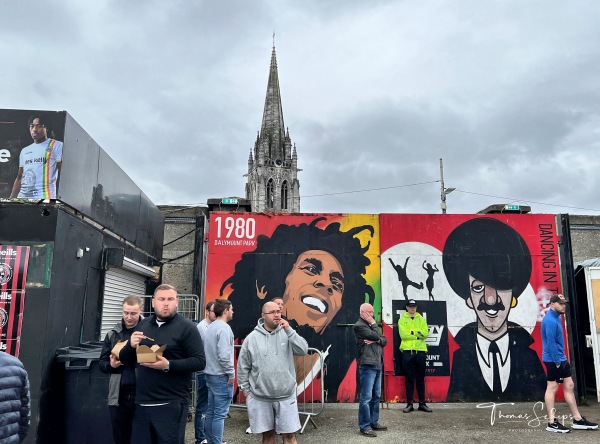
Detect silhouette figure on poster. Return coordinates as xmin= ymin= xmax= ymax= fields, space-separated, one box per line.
xmin=389 ymin=257 xmax=423 ymax=301
xmin=422 ymin=261 xmax=439 ymax=301
xmin=442 ymin=218 xmax=546 ymax=401
xmin=221 ymin=217 xmax=375 ymax=402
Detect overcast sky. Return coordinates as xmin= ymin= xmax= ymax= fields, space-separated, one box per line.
xmin=2 ymin=0 xmax=599 ymax=215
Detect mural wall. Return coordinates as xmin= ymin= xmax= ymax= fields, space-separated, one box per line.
xmin=205 ymin=212 xmax=564 ymax=402
xmin=381 ymin=214 xmax=562 ymax=402
xmin=205 ymin=213 xmax=380 ymax=402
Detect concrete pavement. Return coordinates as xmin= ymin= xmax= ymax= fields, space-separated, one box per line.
xmin=185 ymin=402 xmax=600 ymax=443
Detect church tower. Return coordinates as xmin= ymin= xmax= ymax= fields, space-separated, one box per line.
xmin=245 ymin=45 xmax=300 ymax=213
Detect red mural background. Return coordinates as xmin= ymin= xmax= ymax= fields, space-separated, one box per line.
xmin=204 ymin=213 xmax=565 ymax=403
xmin=380 ymin=214 xmax=563 ymax=402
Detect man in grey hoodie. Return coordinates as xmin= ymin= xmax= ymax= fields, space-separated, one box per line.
xmin=237 ymin=301 xmax=308 ymax=444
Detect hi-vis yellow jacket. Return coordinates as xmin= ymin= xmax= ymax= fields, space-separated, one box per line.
xmin=398 ymin=312 xmax=428 ymax=352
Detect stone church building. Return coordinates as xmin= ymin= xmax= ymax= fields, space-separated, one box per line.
xmin=245 ymin=46 xmax=301 ymax=213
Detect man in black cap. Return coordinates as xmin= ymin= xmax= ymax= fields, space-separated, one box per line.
xmin=542 ymin=294 xmax=597 ymax=433
xmin=398 ymin=299 xmax=431 ymax=413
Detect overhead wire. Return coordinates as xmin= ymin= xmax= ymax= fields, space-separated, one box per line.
xmin=163 ymin=228 xmax=196 ymax=246
xmin=162 ymin=179 xmax=600 ymax=214
xmin=454 ymin=190 xmax=600 ymax=213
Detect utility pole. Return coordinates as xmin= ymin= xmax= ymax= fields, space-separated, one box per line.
xmin=440 ymin=158 xmax=455 ymax=214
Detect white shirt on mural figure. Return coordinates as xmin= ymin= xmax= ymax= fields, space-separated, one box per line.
xmin=476 ymin=332 xmax=511 ymax=392
xmin=18 ymin=138 xmax=63 ymax=199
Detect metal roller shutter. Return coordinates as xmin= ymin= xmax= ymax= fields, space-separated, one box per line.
xmin=100 ymin=267 xmax=147 ymax=340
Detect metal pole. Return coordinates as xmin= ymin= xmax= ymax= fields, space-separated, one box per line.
xmin=379 ymin=310 xmax=389 ymax=409
xmin=440 ymin=158 xmax=447 ymax=214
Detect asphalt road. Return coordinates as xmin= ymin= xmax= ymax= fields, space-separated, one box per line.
xmin=185 ymin=402 xmax=600 ymax=443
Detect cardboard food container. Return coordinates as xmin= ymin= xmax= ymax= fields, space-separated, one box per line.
xmin=111 ymin=340 xmax=128 ymax=359
xmin=136 ymin=344 xmax=167 ymax=363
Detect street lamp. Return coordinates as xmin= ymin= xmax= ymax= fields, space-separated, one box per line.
xmin=441 ymin=187 xmax=455 ymax=214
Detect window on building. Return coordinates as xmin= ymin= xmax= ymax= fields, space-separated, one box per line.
xmin=281 ymin=181 xmax=289 ymax=210
xmin=266 ymin=179 xmax=274 ymax=209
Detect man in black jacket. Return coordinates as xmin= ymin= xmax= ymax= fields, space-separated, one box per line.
xmin=354 ymin=303 xmax=387 ymax=438
xmin=99 ymin=295 xmax=144 ymax=444
xmin=120 ymin=284 xmax=205 ymax=444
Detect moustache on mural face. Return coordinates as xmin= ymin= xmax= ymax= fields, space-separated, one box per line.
xmin=477 ymin=297 xmax=506 ymax=312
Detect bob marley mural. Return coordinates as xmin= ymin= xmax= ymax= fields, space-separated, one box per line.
xmin=205 ymin=214 xmax=380 ymax=402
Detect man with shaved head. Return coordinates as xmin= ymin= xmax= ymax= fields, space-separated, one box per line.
xmin=354 ymin=303 xmax=387 ymax=438
xmin=237 ymin=301 xmax=308 ymax=443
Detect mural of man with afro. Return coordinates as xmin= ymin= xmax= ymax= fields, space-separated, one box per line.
xmin=443 ymin=217 xmax=546 ymax=401
xmin=220 ymin=217 xmax=375 ymax=402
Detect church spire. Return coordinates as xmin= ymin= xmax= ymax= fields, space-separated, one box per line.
xmin=259 ymin=45 xmax=286 ymax=160
xmin=245 ymin=42 xmax=301 ymax=213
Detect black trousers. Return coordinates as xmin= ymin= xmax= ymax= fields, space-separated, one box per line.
xmin=132 ymin=401 xmax=188 ymax=444
xmin=109 ymin=385 xmax=136 ymax=444
xmin=403 ymin=350 xmax=426 ymax=404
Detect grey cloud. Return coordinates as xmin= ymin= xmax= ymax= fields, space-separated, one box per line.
xmin=2 ymin=0 xmax=600 ymax=216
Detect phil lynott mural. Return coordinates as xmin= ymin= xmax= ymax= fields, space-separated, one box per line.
xmin=443 ymin=218 xmax=547 ymax=401
xmin=380 ymin=214 xmax=558 ymax=402
xmin=206 ymin=214 xmax=380 ymax=402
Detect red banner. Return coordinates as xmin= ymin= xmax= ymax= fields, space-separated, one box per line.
xmin=0 ymin=245 xmax=30 ymax=357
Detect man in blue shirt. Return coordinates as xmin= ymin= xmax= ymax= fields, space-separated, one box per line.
xmin=541 ymin=294 xmax=597 ymax=433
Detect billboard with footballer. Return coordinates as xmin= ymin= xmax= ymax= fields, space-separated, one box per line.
xmin=0 ymin=110 xmax=65 ymax=200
